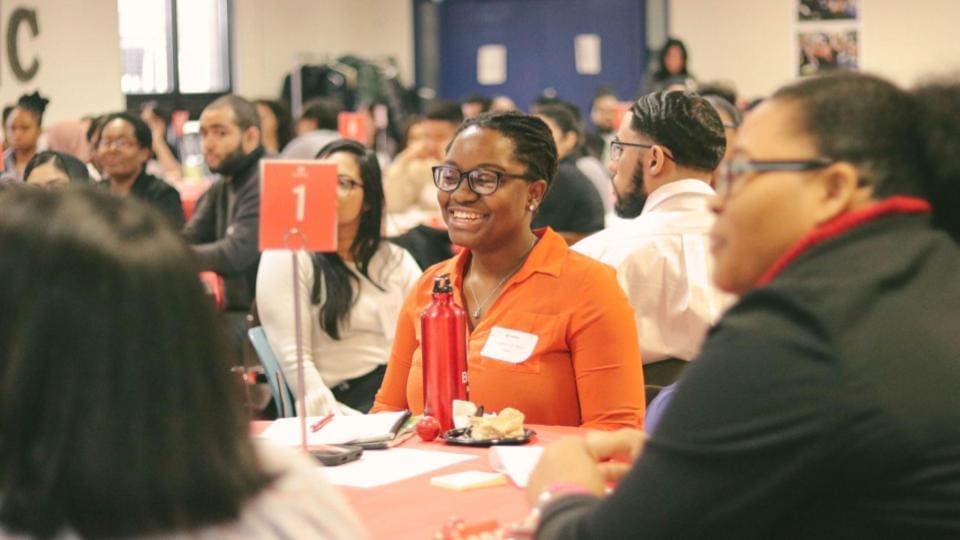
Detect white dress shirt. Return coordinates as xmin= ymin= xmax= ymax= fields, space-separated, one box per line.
xmin=256 ymin=242 xmax=421 ymax=414
xmin=573 ymin=179 xmax=735 ymax=364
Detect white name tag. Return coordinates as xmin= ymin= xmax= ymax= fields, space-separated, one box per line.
xmin=480 ymin=326 xmax=539 ymax=364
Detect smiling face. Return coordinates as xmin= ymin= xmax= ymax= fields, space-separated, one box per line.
xmin=438 ymin=126 xmax=545 ymax=254
xmin=709 ymin=99 xmax=832 ymax=294
xmin=98 ymin=118 xmax=150 ymax=183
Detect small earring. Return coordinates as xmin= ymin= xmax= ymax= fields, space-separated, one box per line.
xmin=528 ymin=202 xmax=537 ymax=211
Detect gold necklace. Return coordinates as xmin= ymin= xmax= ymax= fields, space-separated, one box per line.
xmin=467 ymin=238 xmax=537 ymax=319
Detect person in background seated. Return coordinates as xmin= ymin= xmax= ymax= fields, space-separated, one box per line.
xmin=257 ymin=140 xmax=421 ymax=415
xmin=254 ymin=99 xmax=295 ymax=155
xmin=96 ymin=112 xmax=185 ymax=227
xmin=385 ymin=102 xmax=465 ymax=268
xmin=23 ymin=150 xmax=90 ymax=187
xmin=526 ymin=72 xmax=960 ymax=538
xmin=373 ymin=111 xmax=645 ymax=430
xmin=702 ymin=94 xmax=742 ymax=178
xmin=184 ymin=95 xmax=265 ymax=366
xmin=383 ymin=101 xmax=462 ymax=226
xmin=489 ymin=94 xmax=518 ymax=112
xmin=461 ymin=94 xmax=491 ymax=119
xmin=1 ymin=105 xmax=14 ymax=151
xmin=574 ymin=91 xmax=734 ymax=387
xmin=1 ymin=92 xmax=48 ymax=183
xmin=84 ymin=114 xmax=108 ymax=181
xmin=912 ymin=79 xmax=960 ymax=245
xmin=643 ymin=37 xmax=696 ymax=94
xmin=583 ymin=88 xmax=619 ymax=163
xmin=45 ymin=119 xmax=93 ymax=164
xmin=281 ymin=97 xmax=343 ymax=159
xmin=140 ymin=101 xmax=182 ymax=182
xmin=0 ymin=187 xmax=362 ymax=539
xmin=533 ymin=104 xmax=605 ymax=244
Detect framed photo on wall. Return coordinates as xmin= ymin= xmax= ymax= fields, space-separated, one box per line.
xmin=795 ymin=0 xmax=860 ymax=76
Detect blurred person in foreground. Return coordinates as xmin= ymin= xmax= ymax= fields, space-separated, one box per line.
xmin=23 ymin=150 xmax=90 ymax=187
xmin=0 ymin=186 xmax=362 ymax=539
xmin=526 ymin=72 xmax=960 ymax=538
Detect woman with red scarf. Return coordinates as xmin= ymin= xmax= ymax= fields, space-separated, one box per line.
xmin=525 ymin=72 xmax=960 ymax=538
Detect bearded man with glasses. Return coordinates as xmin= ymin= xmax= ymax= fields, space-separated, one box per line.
xmin=574 ymin=91 xmax=734 ymax=388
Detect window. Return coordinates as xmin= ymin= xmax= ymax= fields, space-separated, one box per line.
xmin=118 ymin=0 xmax=231 ymax=96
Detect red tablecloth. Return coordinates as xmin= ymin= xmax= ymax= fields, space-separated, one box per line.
xmin=251 ymin=421 xmax=583 ymax=539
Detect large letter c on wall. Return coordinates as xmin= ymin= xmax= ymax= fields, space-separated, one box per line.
xmin=7 ymin=8 xmax=40 ymax=82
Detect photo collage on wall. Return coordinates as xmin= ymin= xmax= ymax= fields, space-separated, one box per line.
xmin=795 ymin=0 xmax=860 ymax=76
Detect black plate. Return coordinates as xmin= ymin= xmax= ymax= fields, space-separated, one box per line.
xmin=441 ymin=427 xmax=536 ymax=447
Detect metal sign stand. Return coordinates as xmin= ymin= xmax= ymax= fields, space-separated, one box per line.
xmin=283 ymin=229 xmax=309 ymax=453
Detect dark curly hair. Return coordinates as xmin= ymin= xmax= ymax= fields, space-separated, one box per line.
xmin=772 ymin=71 xmax=926 ymax=199
xmin=449 ymin=111 xmax=558 ymax=186
xmin=14 ymin=91 xmax=50 ymax=124
xmin=630 ymin=91 xmax=726 ymax=172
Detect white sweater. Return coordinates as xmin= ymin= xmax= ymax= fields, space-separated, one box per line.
xmin=256 ymin=243 xmax=421 ymax=414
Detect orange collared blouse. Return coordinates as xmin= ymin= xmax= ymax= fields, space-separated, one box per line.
xmin=372 ymin=228 xmax=645 ymax=430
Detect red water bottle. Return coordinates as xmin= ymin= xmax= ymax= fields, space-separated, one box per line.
xmin=421 ymin=274 xmax=469 ymax=431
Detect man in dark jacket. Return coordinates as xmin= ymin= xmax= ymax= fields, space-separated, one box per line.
xmin=184 ymin=94 xmax=265 ymax=363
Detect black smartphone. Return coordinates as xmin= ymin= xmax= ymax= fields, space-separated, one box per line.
xmin=310 ymin=444 xmax=363 ymax=466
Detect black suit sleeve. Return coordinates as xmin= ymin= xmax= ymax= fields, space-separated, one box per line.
xmin=536 ymin=291 xmax=873 ymax=539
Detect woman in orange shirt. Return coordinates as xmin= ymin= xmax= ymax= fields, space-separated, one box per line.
xmin=372 ymin=111 xmax=645 ymax=430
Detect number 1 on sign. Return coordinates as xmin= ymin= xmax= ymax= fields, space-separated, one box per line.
xmin=293 ymin=184 xmax=306 ymax=222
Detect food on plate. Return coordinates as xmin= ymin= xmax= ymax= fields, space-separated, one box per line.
xmin=467 ymin=407 xmax=525 ymax=440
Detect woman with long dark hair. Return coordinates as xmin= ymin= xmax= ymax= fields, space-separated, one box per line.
xmin=257 ymin=139 xmax=421 ymax=415
xmin=643 ymin=37 xmax=696 ymax=94
xmin=0 ymin=186 xmax=361 ymax=538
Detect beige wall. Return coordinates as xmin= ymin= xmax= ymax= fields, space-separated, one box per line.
xmin=0 ymin=1 xmax=413 ymax=125
xmin=0 ymin=0 xmax=123 ymax=125
xmin=669 ymin=0 xmax=960 ymax=100
xmin=233 ymin=0 xmax=414 ymax=100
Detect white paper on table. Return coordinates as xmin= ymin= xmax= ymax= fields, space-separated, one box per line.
xmin=258 ymin=411 xmax=409 ymax=446
xmin=320 ymin=448 xmax=478 ymax=488
xmin=489 ymin=446 xmax=545 ymax=488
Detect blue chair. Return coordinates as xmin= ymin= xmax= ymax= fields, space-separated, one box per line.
xmin=248 ymin=326 xmax=296 ymax=418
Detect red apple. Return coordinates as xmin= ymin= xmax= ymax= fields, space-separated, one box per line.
xmin=416 ymin=415 xmax=441 ymax=441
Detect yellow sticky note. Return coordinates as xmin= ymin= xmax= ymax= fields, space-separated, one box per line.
xmin=429 ymin=471 xmax=507 ymax=491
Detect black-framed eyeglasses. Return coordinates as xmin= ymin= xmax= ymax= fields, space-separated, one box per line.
xmin=98 ymin=138 xmax=138 ymax=151
xmin=336 ymin=175 xmax=363 ymax=197
xmin=609 ymin=140 xmax=676 ymax=162
xmin=715 ymin=157 xmax=834 ymax=198
xmin=432 ymin=165 xmax=530 ymax=196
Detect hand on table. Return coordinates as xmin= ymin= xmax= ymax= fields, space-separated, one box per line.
xmin=302 ymin=387 xmax=362 ymax=416
xmin=526 ymin=428 xmax=647 ymax=504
